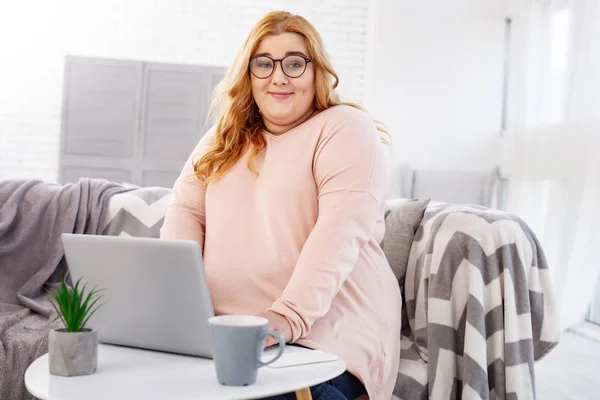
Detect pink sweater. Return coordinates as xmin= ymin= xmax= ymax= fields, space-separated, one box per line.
xmin=160 ymin=105 xmax=401 ymax=399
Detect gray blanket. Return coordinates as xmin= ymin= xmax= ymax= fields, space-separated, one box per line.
xmin=0 ymin=178 xmax=129 ymax=400
xmin=394 ymin=202 xmax=561 ymax=399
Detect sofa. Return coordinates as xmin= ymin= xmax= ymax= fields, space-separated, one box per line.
xmin=0 ymin=178 xmax=561 ymax=400
xmin=388 ymin=162 xmax=506 ymax=209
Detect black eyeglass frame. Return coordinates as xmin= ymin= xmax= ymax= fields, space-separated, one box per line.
xmin=249 ymin=55 xmax=313 ymax=79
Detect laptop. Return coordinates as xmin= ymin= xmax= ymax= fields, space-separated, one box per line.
xmin=60 ymin=233 xmax=215 ymax=358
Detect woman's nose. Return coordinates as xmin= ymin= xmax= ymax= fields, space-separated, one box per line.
xmin=271 ymin=62 xmax=288 ymax=85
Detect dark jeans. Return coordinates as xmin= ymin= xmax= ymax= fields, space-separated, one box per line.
xmin=260 ymin=344 xmax=366 ymax=400
xmin=261 ymin=369 xmax=365 ymax=400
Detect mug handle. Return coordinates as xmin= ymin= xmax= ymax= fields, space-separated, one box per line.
xmin=257 ymin=330 xmax=285 ymax=367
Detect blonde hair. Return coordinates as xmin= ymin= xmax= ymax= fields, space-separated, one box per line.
xmin=194 ymin=11 xmax=390 ymax=185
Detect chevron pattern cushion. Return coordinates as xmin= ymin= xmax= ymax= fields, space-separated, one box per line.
xmin=102 ymin=187 xmax=173 ymax=238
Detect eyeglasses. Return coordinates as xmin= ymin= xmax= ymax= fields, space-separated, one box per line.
xmin=249 ymin=55 xmax=313 ymax=79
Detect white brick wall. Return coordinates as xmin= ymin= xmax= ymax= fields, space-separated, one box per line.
xmin=0 ymin=0 xmax=370 ymax=182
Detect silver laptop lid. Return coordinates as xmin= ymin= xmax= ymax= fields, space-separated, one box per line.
xmin=60 ymin=233 xmax=214 ymax=358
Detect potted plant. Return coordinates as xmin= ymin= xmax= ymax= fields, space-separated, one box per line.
xmin=48 ymin=278 xmax=104 ymax=377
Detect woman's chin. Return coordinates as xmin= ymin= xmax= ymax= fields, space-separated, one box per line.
xmin=264 ymin=111 xmax=299 ymax=126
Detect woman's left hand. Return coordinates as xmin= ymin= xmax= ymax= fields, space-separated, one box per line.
xmin=256 ymin=310 xmax=293 ymax=348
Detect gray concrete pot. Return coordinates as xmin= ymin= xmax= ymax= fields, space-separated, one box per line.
xmin=48 ymin=328 xmax=98 ymax=377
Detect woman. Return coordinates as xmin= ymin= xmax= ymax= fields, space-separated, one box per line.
xmin=160 ymin=11 xmax=401 ymax=400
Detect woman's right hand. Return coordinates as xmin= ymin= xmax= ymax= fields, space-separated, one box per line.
xmin=256 ymin=310 xmax=292 ymax=347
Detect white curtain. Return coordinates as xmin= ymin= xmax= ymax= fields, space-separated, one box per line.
xmin=502 ymin=0 xmax=600 ymax=330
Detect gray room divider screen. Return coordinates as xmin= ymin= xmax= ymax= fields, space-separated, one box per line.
xmin=59 ymin=55 xmax=226 ymax=188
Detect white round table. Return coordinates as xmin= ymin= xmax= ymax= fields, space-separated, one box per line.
xmin=25 ymin=344 xmax=346 ymax=400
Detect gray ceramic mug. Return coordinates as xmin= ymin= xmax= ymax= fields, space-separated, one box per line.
xmin=208 ymin=315 xmax=286 ymax=386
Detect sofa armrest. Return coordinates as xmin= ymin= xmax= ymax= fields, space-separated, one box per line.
xmin=401 ymin=202 xmax=560 ymax=398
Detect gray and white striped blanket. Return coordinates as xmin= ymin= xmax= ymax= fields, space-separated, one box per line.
xmin=394 ymin=202 xmax=561 ymax=399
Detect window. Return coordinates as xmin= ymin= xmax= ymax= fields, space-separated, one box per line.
xmin=538 ymin=5 xmax=570 ymax=126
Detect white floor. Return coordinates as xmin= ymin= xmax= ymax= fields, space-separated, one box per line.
xmin=536 ymin=325 xmax=600 ymax=400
